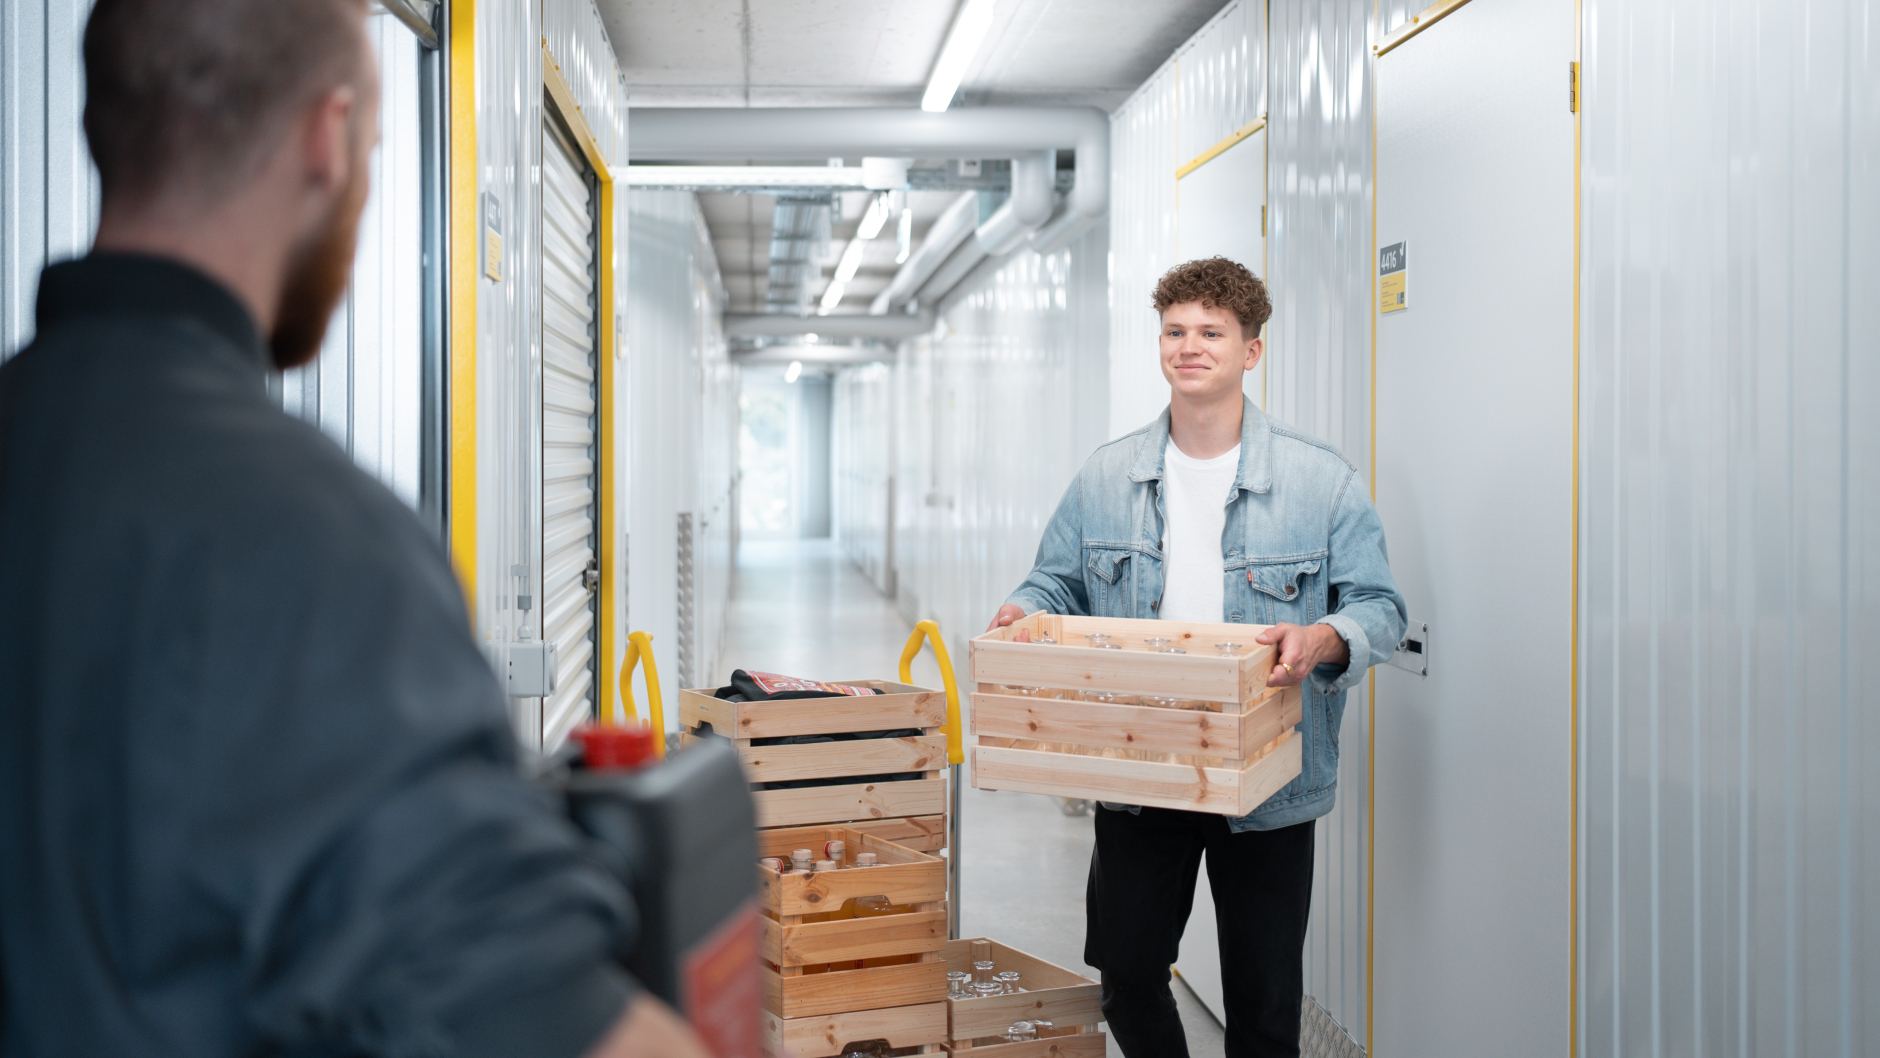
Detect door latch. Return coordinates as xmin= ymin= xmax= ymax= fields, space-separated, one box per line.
xmin=582 ymin=558 xmax=600 ymax=592
xmin=1387 ymin=621 xmax=1429 ymax=677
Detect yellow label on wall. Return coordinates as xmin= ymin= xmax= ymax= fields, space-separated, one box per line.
xmin=484 ymin=230 xmax=503 ymax=282
xmin=1379 ymin=241 xmax=1408 ymax=314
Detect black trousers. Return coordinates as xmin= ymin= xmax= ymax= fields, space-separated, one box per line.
xmin=1084 ymin=806 xmax=1315 ymax=1058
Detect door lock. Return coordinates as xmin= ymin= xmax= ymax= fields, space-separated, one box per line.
xmin=582 ymin=559 xmax=600 ymax=592
xmin=1387 ymin=621 xmax=1429 ymax=677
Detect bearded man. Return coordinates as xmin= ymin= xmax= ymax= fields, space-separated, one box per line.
xmin=0 ymin=2 xmax=705 ymax=1056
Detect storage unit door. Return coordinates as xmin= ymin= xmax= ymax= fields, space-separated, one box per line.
xmin=540 ymin=121 xmax=600 ymax=750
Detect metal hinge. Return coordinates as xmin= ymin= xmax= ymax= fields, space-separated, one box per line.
xmin=1569 ymin=61 xmax=1579 ymax=113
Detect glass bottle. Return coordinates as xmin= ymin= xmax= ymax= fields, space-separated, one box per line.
xmin=1036 ymin=634 xmax=1057 ymax=645
xmin=789 ymin=849 xmax=814 ymax=873
xmin=1215 ymin=641 xmax=1243 ymax=656
xmin=759 ymin=857 xmax=784 ymax=871
xmin=994 ymin=970 xmax=1023 ymax=994
xmin=947 ymin=970 xmax=972 ymax=999
xmin=1002 ymin=1021 xmax=1039 ymax=1042
xmin=1084 ymin=689 xmax=1140 ymax=705
xmin=823 ymin=840 xmax=846 ymax=868
xmin=1083 ymin=633 xmax=1118 ymax=650
xmin=1142 ymin=694 xmax=1184 ymax=709
xmin=1141 ymin=635 xmax=1172 ymax=650
xmin=854 ymin=852 xmax=879 ymax=867
xmin=971 ymin=959 xmax=1001 ymax=997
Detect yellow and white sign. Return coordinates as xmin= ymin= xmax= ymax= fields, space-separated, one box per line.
xmin=1379 ymin=240 xmax=1408 ymax=313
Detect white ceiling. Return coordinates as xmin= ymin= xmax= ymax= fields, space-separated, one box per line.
xmin=597 ymin=0 xmax=1231 ymax=315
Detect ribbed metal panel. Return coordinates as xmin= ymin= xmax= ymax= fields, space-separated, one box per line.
xmin=627 ymin=190 xmax=737 ymax=708
xmin=538 ymin=122 xmax=599 ymax=750
xmin=1578 ymin=0 xmax=1878 ymax=1052
xmin=1108 ymin=64 xmax=1179 ymax=438
xmin=833 ymin=364 xmax=895 ymax=595
xmin=1266 ymin=0 xmax=1375 ymax=1043
xmin=1175 ymin=0 xmax=1268 ymax=166
xmin=543 ymin=0 xmax=623 ymax=164
xmin=0 ymin=0 xmax=98 ymax=358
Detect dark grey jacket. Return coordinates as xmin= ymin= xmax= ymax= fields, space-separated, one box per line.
xmin=0 ymin=254 xmax=633 ymax=1058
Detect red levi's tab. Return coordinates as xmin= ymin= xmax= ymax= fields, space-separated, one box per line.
xmin=742 ymin=671 xmax=880 ymax=696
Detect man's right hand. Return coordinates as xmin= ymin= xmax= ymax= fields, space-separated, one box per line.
xmin=986 ymin=604 xmax=1026 ymax=632
xmin=585 ymin=994 xmax=713 ymax=1058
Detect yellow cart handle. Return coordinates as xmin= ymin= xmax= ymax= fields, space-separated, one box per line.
xmin=899 ymin=620 xmax=963 ymax=765
xmin=619 ymin=630 xmax=667 ymax=758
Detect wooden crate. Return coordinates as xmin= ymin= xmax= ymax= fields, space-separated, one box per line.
xmin=969 ymin=613 xmax=1304 ymax=817
xmin=942 ymin=939 xmax=1104 ymax=1057
xmin=682 ymin=680 xmax=949 ymax=842
xmin=757 ymin=825 xmax=950 ymax=1056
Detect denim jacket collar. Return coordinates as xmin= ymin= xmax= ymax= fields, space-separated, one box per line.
xmin=1126 ymin=395 xmax=1274 ymax=495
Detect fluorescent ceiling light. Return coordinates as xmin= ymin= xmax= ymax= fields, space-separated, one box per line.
xmin=896 ymin=207 xmax=913 ymax=264
xmin=921 ymin=0 xmax=998 ymax=113
xmin=785 ymin=360 xmax=803 ymax=383
xmin=819 ymin=195 xmax=892 ymax=313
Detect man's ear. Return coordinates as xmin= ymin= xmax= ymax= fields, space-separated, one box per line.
xmin=1245 ymin=335 xmax=1264 ymax=370
xmin=300 ymin=85 xmax=358 ymax=196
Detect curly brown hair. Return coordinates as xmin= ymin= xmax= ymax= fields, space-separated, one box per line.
xmin=1151 ymin=257 xmax=1272 ymax=338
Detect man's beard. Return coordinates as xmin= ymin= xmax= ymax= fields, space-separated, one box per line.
xmin=269 ymin=163 xmax=368 ymax=370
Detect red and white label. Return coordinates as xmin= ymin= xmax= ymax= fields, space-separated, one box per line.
xmin=681 ymin=901 xmax=763 ymax=1058
xmin=745 ymin=671 xmax=879 ymax=697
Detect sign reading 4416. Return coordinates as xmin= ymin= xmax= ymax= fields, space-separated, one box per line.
xmin=1379 ymin=241 xmax=1408 ymax=314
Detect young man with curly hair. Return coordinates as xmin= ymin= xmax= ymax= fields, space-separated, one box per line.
xmin=988 ymin=257 xmax=1406 ymax=1058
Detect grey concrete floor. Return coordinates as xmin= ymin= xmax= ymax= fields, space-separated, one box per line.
xmin=717 ymin=539 xmax=1227 ymax=1057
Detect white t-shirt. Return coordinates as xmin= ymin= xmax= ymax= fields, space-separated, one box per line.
xmin=1159 ymin=441 xmax=1241 ymax=622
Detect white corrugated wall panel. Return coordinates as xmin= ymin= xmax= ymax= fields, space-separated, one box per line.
xmin=1267 ymin=0 xmax=1374 ymax=1044
xmin=1108 ymin=66 xmax=1180 ymax=439
xmin=1175 ymin=0 xmax=1268 ymax=165
xmin=1 ymin=0 xmax=98 ymax=358
xmin=627 ymin=190 xmax=736 ymax=715
xmin=1578 ymin=0 xmax=1878 ymax=1053
xmin=539 ymin=125 xmax=599 ymax=750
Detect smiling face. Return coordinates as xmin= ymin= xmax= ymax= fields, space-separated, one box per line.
xmin=1158 ymin=299 xmax=1263 ymax=404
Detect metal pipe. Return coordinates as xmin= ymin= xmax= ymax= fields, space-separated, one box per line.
xmin=870 ymin=192 xmax=978 ymax=315
xmin=723 ymin=312 xmax=935 ymax=340
xmin=973 ymin=149 xmax=1056 ymax=256
xmin=948 ymin=762 xmax=963 ymax=939
xmin=632 ymin=105 xmax=1110 ymax=280
xmin=915 ymin=233 xmax=989 ymax=307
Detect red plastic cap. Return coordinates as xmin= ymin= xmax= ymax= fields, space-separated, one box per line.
xmin=573 ymin=724 xmax=657 ymax=771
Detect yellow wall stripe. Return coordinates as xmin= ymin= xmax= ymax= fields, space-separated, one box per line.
xmin=1176 ymin=116 xmax=1267 ymax=180
xmin=447 ymin=0 xmax=478 ymax=613
xmin=1374 ymin=0 xmax=1475 ymax=57
xmin=543 ymin=44 xmax=619 ymax=724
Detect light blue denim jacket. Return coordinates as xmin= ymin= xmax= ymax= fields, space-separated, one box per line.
xmin=1003 ymin=398 xmax=1407 ymax=831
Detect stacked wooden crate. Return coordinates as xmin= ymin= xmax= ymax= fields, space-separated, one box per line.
xmin=756 ymin=825 xmax=951 ymax=1057
xmin=680 ymin=679 xmax=950 ymax=851
xmin=970 ymin=613 xmax=1303 ymax=816
xmin=942 ymin=939 xmax=1104 ymax=1057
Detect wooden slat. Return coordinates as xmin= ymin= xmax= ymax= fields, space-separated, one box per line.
xmin=765 ymin=1001 xmax=950 ymax=1058
xmin=681 ymin=681 xmax=945 ymax=739
xmin=970 ymin=639 xmax=1274 ymax=706
xmin=971 ymin=691 xmax=1251 ymax=757
xmin=972 ymin=735 xmax=1302 ymax=817
xmin=1237 ymin=685 xmax=1303 ymax=760
xmin=763 ymin=909 xmax=949 ymax=967
xmin=844 ymin=814 xmax=947 ymax=852
xmin=740 ymin=734 xmax=947 ymax=784
xmin=754 ymin=779 xmax=948 ymax=828
xmin=764 ymin=960 xmax=948 ymax=1018
xmin=945 ymin=1033 xmax=1107 ymax=1058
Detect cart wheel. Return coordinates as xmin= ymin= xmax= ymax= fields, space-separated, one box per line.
xmin=1059 ymin=797 xmax=1092 ymax=817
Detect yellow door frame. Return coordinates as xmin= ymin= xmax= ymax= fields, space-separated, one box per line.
xmin=543 ymin=42 xmax=621 ymax=726
xmin=447 ymin=0 xmax=478 ymax=609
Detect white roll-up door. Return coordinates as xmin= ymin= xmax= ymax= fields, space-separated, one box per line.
xmin=540 ymin=120 xmax=600 ymax=750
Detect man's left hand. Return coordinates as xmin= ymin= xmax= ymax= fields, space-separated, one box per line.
xmin=1255 ymin=623 xmax=1350 ymax=688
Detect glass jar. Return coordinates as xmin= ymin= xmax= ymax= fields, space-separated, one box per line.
xmin=1140 ymin=636 xmax=1172 ymax=650
xmin=947 ymin=970 xmax=972 ymax=999
xmin=994 ymin=970 xmax=1023 ymax=994
xmin=1141 ymin=695 xmax=1184 ymax=709
xmin=1083 ymin=633 xmax=1119 ymax=650
xmin=1002 ymin=1021 xmax=1038 ymax=1043
xmin=1215 ymin=641 xmax=1243 ymax=656
xmin=971 ymin=959 xmax=1002 ymax=997
xmin=1083 ymin=690 xmax=1140 ymax=705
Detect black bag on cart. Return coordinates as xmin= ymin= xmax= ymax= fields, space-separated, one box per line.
xmin=706 ymin=669 xmax=924 ymax=791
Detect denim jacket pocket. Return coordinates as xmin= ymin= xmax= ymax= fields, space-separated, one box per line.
xmin=1245 ymin=559 xmax=1321 ymax=601
xmin=1084 ymin=547 xmax=1133 ymax=614
xmin=1235 ymin=557 xmax=1323 ymax=625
